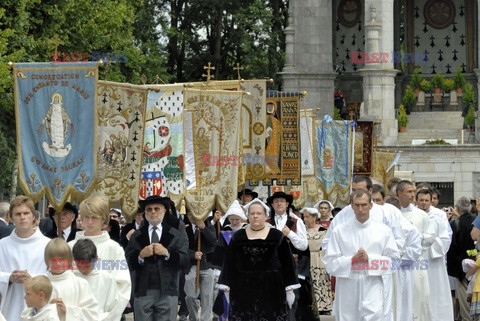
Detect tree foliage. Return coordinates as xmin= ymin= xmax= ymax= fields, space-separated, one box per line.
xmin=0 ymin=0 xmax=289 ymax=197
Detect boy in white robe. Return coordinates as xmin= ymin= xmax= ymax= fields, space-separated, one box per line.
xmin=45 ymin=238 xmax=99 ymax=321
xmin=0 ymin=196 xmax=51 ymax=321
xmin=323 ymin=190 xmax=399 ymax=321
xmin=68 ymin=195 xmax=131 ymax=320
xmin=72 ymin=238 xmax=118 ymax=321
xmin=21 ymin=275 xmax=60 ymax=321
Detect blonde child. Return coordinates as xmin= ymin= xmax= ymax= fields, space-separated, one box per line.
xmin=21 ymin=276 xmax=60 ymax=321
xmin=45 ymin=238 xmax=99 ymax=321
xmin=68 ymin=196 xmax=131 ymax=319
xmin=72 ymin=238 xmax=118 ymax=321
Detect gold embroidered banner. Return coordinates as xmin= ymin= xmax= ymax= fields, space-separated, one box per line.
xmin=262 ymin=91 xmax=302 ymax=186
xmin=371 ymin=149 xmax=397 ymax=187
xmin=184 ymin=89 xmax=243 ymax=221
xmin=94 ymin=81 xmax=148 ymax=216
xmin=239 ymin=80 xmax=267 ymax=184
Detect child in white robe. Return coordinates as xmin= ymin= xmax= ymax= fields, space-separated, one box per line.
xmin=44 ymin=238 xmax=99 ymax=321
xmin=72 ymin=238 xmax=118 ymax=321
xmin=21 ymin=275 xmax=60 ymax=321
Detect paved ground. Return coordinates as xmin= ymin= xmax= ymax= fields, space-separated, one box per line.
xmin=125 ymin=313 xmax=336 ymax=320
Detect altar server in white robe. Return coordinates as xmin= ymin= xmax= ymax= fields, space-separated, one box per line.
xmin=45 ymin=238 xmax=99 ymax=321
xmin=0 ymin=196 xmax=51 ymax=321
xmin=21 ymin=275 xmax=60 ymax=321
xmin=323 ymin=189 xmax=399 ymax=321
xmin=323 ymin=176 xmax=404 ymax=321
xmin=68 ymin=195 xmax=131 ymax=320
xmin=416 ymin=188 xmax=454 ymax=321
xmin=397 ymin=180 xmax=435 ymax=321
xmin=392 ymin=214 xmax=422 ymax=321
xmin=72 ymin=238 xmax=118 ymax=321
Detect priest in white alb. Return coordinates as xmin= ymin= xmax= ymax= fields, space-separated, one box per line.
xmin=0 ymin=196 xmax=51 ymax=321
xmin=397 ymin=180 xmax=435 ymax=321
xmin=416 ymin=187 xmax=454 ymax=321
xmin=323 ymin=189 xmax=399 ymax=321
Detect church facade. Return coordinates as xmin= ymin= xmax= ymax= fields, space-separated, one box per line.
xmin=282 ymin=0 xmax=480 ymax=203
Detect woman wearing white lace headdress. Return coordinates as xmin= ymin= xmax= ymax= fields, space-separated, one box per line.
xmin=300 ymin=207 xmax=332 ymax=316
xmin=217 ymin=198 xmax=300 ymax=320
xmin=314 ymin=200 xmax=334 ymax=230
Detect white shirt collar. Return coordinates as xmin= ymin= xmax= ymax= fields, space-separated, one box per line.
xmin=400 ymin=203 xmax=414 ymax=212
xmin=62 ymin=226 xmax=72 ymax=240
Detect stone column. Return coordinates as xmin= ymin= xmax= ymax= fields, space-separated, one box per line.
xmin=280 ymin=0 xmax=336 ymax=116
xmin=473 ymin=69 xmax=480 ymax=143
xmin=359 ymin=0 xmax=399 ymax=146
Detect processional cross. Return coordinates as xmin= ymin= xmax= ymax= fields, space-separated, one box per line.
xmin=202 ymin=62 xmax=215 ymax=82
xmin=233 ymin=63 xmax=244 ymax=80
xmin=48 ymin=34 xmax=64 ymax=62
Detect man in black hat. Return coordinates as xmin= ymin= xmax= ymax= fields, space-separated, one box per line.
xmin=267 ymin=191 xmax=308 ymax=321
xmin=45 ymin=202 xmax=79 ymax=242
xmin=125 ymin=195 xmax=189 ymax=321
xmin=237 ymin=189 xmax=258 ymax=205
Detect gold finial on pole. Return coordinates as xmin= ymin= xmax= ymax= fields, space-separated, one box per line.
xmin=202 ymin=62 xmax=215 ymax=82
xmin=233 ymin=63 xmax=244 ymax=80
xmin=47 ymin=34 xmax=64 ymax=62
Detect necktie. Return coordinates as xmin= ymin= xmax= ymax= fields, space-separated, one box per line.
xmin=151 ymin=226 xmax=159 ymax=244
xmin=62 ymin=231 xmax=66 ymax=241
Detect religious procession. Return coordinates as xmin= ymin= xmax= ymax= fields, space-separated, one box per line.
xmin=2 ymin=1 xmax=480 ymax=321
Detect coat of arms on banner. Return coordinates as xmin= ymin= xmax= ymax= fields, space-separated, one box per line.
xmin=14 ymin=62 xmax=98 ymax=210
xmin=95 ymin=81 xmax=148 ymax=216
xmin=141 ymin=87 xmax=185 ymax=205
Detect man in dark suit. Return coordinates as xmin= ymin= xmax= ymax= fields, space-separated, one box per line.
xmin=183 ymin=210 xmax=217 ymax=321
xmin=45 ymin=202 xmax=79 ymax=241
xmin=125 ymin=195 xmax=189 ymax=321
xmin=120 ymin=210 xmax=144 ymax=249
xmin=0 ymin=201 xmax=13 ymax=239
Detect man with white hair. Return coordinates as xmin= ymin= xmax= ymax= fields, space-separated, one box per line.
xmin=0 ymin=202 xmax=12 ymax=239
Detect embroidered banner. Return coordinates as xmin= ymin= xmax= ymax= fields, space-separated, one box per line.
xmin=239 ymin=80 xmax=267 ymax=184
xmin=94 ymin=81 xmax=147 ymax=216
xmin=14 ymin=62 xmax=98 ymax=210
xmin=184 ymin=89 xmax=243 ymax=221
xmin=353 ymin=121 xmax=374 ymax=175
xmin=140 ymin=85 xmax=185 ymax=206
xmin=371 ymin=149 xmax=397 ymax=187
xmin=315 ymin=115 xmax=354 ymax=206
xmin=262 ymin=90 xmax=302 ymax=186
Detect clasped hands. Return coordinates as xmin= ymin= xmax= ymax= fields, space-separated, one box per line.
xmin=352 ymin=247 xmax=369 ymax=262
xmin=9 ymin=270 xmax=30 ymax=284
xmin=139 ymin=243 xmax=168 ymax=259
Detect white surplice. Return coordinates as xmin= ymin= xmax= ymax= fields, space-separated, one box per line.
xmin=0 ymin=228 xmax=50 ymax=321
xmin=21 ymin=304 xmax=60 ymax=321
xmin=323 ymin=217 xmax=399 ymax=321
xmin=323 ymin=202 xmax=405 ymax=321
xmin=392 ymin=216 xmax=422 ymax=321
xmin=75 ymin=269 xmax=118 ymax=321
xmin=69 ymin=231 xmax=131 ymax=320
xmin=48 ymin=270 xmax=99 ymax=321
xmin=401 ymin=204 xmax=435 ymax=321
xmin=421 ymin=205 xmax=454 ymax=321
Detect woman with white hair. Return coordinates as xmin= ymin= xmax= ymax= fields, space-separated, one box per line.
xmin=314 ymin=200 xmax=334 ymax=230
xmin=300 ymin=207 xmax=332 ymax=316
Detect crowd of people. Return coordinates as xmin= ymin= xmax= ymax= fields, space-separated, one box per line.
xmin=0 ymin=177 xmax=479 ymax=320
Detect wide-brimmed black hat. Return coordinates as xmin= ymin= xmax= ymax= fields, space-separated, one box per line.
xmin=266 ymin=191 xmax=293 ymax=206
xmin=138 ymin=195 xmax=171 ymax=212
xmin=237 ymin=189 xmax=258 ymax=199
xmin=63 ymin=202 xmax=78 ymax=218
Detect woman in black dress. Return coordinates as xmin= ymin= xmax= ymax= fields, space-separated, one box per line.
xmin=217 ymin=198 xmax=299 ymax=321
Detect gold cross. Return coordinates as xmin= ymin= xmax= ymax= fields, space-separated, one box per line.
xmin=202 ymin=62 xmax=215 ymax=82
xmin=349 ymin=110 xmax=355 ymax=121
xmin=47 ymin=34 xmax=64 ymax=62
xmin=233 ymin=63 xmax=244 ymax=80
